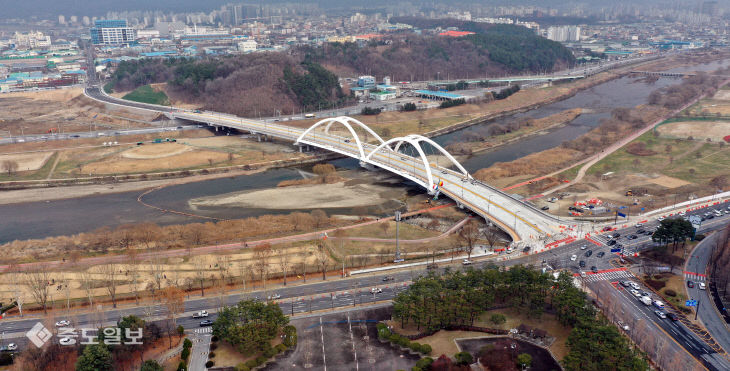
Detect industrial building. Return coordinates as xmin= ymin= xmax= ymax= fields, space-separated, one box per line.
xmin=90 ymin=20 xmax=136 ymax=45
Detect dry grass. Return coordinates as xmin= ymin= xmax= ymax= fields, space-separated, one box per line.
xmin=657 ymin=120 xmax=730 ymax=142
xmin=213 ymin=341 xmax=249 ymax=368
xmin=0 ymin=151 xmax=53 ymax=171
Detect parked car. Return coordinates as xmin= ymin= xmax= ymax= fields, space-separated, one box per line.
xmin=199 ymin=320 xmax=214 ymax=327
xmin=570 ymin=254 xmax=577 ymax=261
xmin=617 ymin=321 xmax=630 ymax=331
xmin=607 ymin=240 xmax=617 ymax=246
xmin=579 ymin=260 xmax=586 ymax=268
xmin=541 ymin=206 xmax=550 ymax=210
xmin=580 ymin=245 xmax=588 ymax=250
xmin=55 ymin=320 xmax=70 ymax=327
xmin=192 ymin=311 xmax=208 ymax=318
xmin=628 ymin=235 xmax=637 ymax=240
xmin=597 ymin=252 xmax=605 ymax=258
xmin=59 ymin=338 xmax=75 ymax=346
xmin=584 ymin=250 xmax=593 ymax=257
xmin=462 ymin=259 xmax=472 ymax=265
xmin=0 ymin=343 xmax=17 ymax=352
xmin=591 ymin=266 xmax=598 ymax=273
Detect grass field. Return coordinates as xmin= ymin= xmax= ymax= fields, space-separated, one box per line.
xmin=122 ymin=85 xmax=170 ymax=106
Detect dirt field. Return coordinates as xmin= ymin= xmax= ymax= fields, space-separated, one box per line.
xmin=80 ymin=147 xmax=232 ymax=174
xmin=121 ymin=142 xmax=192 ymax=159
xmin=657 ymin=120 xmax=730 ymax=142
xmin=713 ymin=90 xmax=730 ymax=100
xmin=0 ymin=151 xmax=53 ymax=171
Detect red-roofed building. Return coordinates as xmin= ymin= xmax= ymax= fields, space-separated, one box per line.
xmin=438 ymin=30 xmax=475 ymax=37
xmin=355 ymin=33 xmax=383 ymax=40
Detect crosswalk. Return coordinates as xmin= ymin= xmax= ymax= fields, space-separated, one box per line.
xmin=583 ymin=270 xmax=633 ymax=282
xmin=193 ymin=327 xmax=213 ymax=334
xmin=684 ymin=272 xmax=706 ymax=282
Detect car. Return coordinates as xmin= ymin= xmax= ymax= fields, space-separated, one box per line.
xmin=591 ymin=266 xmax=598 ymax=273
xmin=602 ymin=226 xmax=612 ymax=232
xmin=192 ymin=311 xmax=208 ymax=318
xmin=371 ymin=288 xmax=383 ymax=294
xmin=620 ymin=280 xmax=631 ymax=287
xmin=55 ymin=320 xmax=70 ymax=327
xmin=579 ymin=260 xmax=586 ymax=268
xmin=607 ymin=240 xmax=617 ymax=246
xmin=667 ymin=313 xmax=679 ymax=321
xmin=636 ymin=229 xmax=645 ymax=234
xmin=708 ymin=215 xmax=715 ymax=219
xmin=541 ymin=206 xmax=550 ymax=210
xmin=687 ymin=280 xmax=694 ymax=288
xmin=462 ymin=259 xmax=472 ymax=265
xmin=199 ymin=320 xmax=214 ymax=327
xmin=70 ymin=134 xmax=80 ymax=138
xmin=654 ymin=310 xmax=667 ymax=319
xmin=628 ymin=235 xmax=637 ymax=240
xmin=613 ymin=233 xmax=621 ymax=238
xmin=6 ymin=343 xmax=16 ymax=351
xmin=580 ymin=271 xmax=586 ymax=278
xmin=699 ymin=282 xmax=706 ymax=290
xmin=580 ymin=245 xmax=588 ymax=250
xmin=584 ymin=250 xmax=592 ymax=257
xmin=382 ymin=276 xmax=395 ymax=281
xmin=176 ymin=126 xmax=183 ymax=129
xmin=658 ymin=216 xmax=665 ymax=221
xmin=630 ymin=289 xmax=641 ymax=297
xmin=641 ymin=291 xmax=651 ymax=297
xmin=344 ymin=139 xmax=350 ymax=143
xmin=629 ymin=282 xmax=640 ymax=290
xmin=597 ymin=252 xmax=605 ymax=258
xmin=267 ymin=294 xmax=281 ymax=300
xmin=441 ymin=170 xmax=447 ymax=174
xmin=617 ymin=320 xmax=630 ymax=331
xmin=570 ymin=254 xmax=577 ymax=261
xmin=59 ymin=337 xmax=75 ymax=346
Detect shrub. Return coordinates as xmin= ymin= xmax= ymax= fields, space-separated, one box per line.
xmin=180 ymin=347 xmax=190 ymax=361
xmin=263 ymin=346 xmax=276 ymax=358
xmin=361 ymin=107 xmax=382 ymax=115
xmin=409 ymin=342 xmax=422 ymax=353
xmin=176 ymin=361 xmax=187 ymax=371
xmin=377 ymin=323 xmax=391 ymax=339
xmin=419 ymin=344 xmax=432 ymax=355
xmin=205 ymin=361 xmax=215 ymax=368
xmin=490 ymin=313 xmax=507 ymax=325
xmin=209 ymin=343 xmax=218 ymax=351
xmin=211 ymin=335 xmax=218 ymax=342
xmin=665 ymin=289 xmax=677 ymax=297
xmin=440 ymin=98 xmax=466 ymax=109
xmin=695 ymin=234 xmax=706 ymax=241
xmin=414 ymin=357 xmax=434 ymax=369
xmin=183 ymin=338 xmax=193 ymax=349
xmin=255 ymin=356 xmax=268 ymax=365
xmin=283 ymin=325 xmax=298 ymax=347
xmin=275 ymin=343 xmax=288 ymax=353
xmin=245 ymin=359 xmax=259 ymax=369
xmin=402 ymin=102 xmax=417 ymax=111
xmin=235 ymin=364 xmax=251 ymax=371
xmin=454 ymin=351 xmax=473 ymax=365
xmin=209 ymin=351 xmax=216 ymax=359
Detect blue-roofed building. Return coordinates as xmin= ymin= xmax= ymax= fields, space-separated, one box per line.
xmin=414 ymin=90 xmax=465 ymax=100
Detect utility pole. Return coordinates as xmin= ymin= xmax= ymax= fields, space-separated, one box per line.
xmin=695 ymin=299 xmax=700 ymax=320
xmin=394 ymin=211 xmax=403 ymax=262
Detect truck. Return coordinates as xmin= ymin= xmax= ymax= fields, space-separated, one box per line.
xmin=640 ymin=296 xmax=652 ymax=306
xmin=192 ymin=310 xmax=209 ymax=318
xmin=653 ymin=300 xmax=665 ymax=310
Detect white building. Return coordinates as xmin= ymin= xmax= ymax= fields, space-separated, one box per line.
xmin=13 ymin=31 xmax=52 ymax=49
xmin=238 ymin=39 xmax=257 ymax=52
xmin=547 ymin=26 xmax=581 ymax=42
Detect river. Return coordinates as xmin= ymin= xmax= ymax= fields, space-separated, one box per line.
xmin=2 ymin=58 xmax=729 ymax=242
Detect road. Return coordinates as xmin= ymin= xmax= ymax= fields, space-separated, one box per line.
xmin=685 ymin=230 xmax=730 ymax=354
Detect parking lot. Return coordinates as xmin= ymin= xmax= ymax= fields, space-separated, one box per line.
xmin=266 ymin=307 xmax=419 ymax=371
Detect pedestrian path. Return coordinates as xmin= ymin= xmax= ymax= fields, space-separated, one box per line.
xmin=684 ymin=271 xmax=706 ymax=282
xmin=583 ymin=270 xmax=633 ymax=282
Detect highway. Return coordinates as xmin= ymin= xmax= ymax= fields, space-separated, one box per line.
xmin=685 ymin=229 xmax=730 ymax=354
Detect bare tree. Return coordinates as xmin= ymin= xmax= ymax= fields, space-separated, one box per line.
xmin=379 ymin=222 xmax=390 ymax=237
xmin=275 ymin=246 xmax=291 ymax=286
xmin=459 ymin=219 xmax=481 ymax=260
xmin=135 ymin=223 xmax=161 ymax=249
xmin=160 ymin=286 xmax=185 ymax=349
xmin=237 ymin=261 xmax=249 ymax=291
xmin=193 ymin=259 xmax=207 ymax=296
xmin=482 ymin=226 xmax=500 ymax=251
xmin=150 ymin=255 xmax=165 ymax=294
xmin=79 ymin=271 xmax=95 ymax=308
xmin=98 ymin=264 xmax=119 ymax=308
xmin=253 ymin=243 xmax=273 ymax=289
xmin=24 ymin=267 xmax=53 ymax=314
xmin=127 ymin=247 xmax=141 ymax=305
xmin=216 ymin=255 xmax=232 ymax=293
xmin=311 ymin=209 xmax=329 ymax=229
xmin=2 ymin=160 xmax=18 ymax=175
xmin=315 ymin=243 xmax=330 ymax=281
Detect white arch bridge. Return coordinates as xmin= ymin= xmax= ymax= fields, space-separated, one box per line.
xmin=84 ymin=85 xmax=577 ymax=246
xmin=168 ymin=112 xmax=571 ymax=245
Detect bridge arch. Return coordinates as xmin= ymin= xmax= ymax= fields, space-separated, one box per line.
xmin=295 ymin=116 xmax=385 ymax=159
xmin=365 ymin=134 xmax=470 ymax=191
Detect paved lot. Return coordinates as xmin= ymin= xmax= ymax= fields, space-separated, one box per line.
xmin=266 ymin=307 xmax=419 ymax=371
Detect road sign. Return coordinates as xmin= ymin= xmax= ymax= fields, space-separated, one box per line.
xmin=685 ymin=299 xmax=698 ymax=307
xmin=610 ymin=248 xmax=621 ymax=253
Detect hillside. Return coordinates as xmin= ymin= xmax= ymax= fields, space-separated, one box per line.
xmin=105 ymin=53 xmax=343 ymax=117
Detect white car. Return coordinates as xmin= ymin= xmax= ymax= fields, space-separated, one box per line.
xmin=59 ymin=337 xmax=76 ymax=346
xmin=6 ymin=343 xmax=17 ymax=351
xmin=658 ymin=216 xmax=665 ymax=221
xmin=654 ymin=310 xmax=667 ymax=319
xmin=570 ymin=254 xmax=577 ymax=261
xmin=267 ymin=294 xmax=281 ymax=300
xmin=462 ymin=259 xmax=473 ymax=265
xmin=371 ymin=287 xmax=383 ymax=294
xmin=192 ymin=311 xmax=209 ymax=318
xmin=580 ymin=245 xmax=588 ymax=250
xmin=630 ymin=289 xmax=641 ymax=297
xmin=629 ymin=282 xmax=640 ymax=290
xmin=617 ymin=321 xmax=630 ymax=331
xmin=55 ymin=320 xmax=70 ymax=327
xmin=699 ymin=282 xmax=706 ymax=290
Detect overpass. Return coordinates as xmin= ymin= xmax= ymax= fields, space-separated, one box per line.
xmin=85 ymin=86 xmax=583 ymax=249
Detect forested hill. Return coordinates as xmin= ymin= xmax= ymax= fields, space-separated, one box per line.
xmin=105 ymin=53 xmax=343 ymax=117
